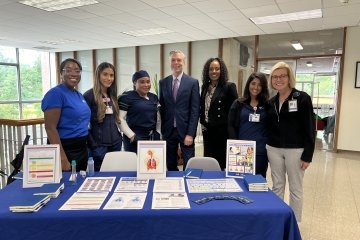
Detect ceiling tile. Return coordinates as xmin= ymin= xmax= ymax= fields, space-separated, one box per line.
xmin=240 ymin=4 xmax=281 ymax=18
xmin=191 ymin=0 xmax=235 ymax=13
xmin=207 ymin=10 xmax=247 ymax=21
xmin=258 ymin=22 xmax=293 ymax=34
xmin=231 ymin=0 xmax=277 ymax=9
xmin=278 ymin=0 xmax=321 ymax=13
xmin=141 ymin=0 xmax=186 ymax=7
xmin=160 ymin=4 xmax=202 ymax=16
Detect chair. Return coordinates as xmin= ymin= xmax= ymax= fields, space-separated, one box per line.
xmin=185 ymin=157 xmax=221 ymax=171
xmin=100 ymin=151 xmax=137 ymax=172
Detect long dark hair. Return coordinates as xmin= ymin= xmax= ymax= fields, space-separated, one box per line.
xmin=93 ymin=62 xmax=120 ymax=123
xmin=201 ymin=57 xmax=229 ymax=91
xmin=242 ymin=72 xmax=269 ymax=105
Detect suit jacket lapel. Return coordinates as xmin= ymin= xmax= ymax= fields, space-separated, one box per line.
xmin=166 ymin=76 xmax=174 ymax=102
xmin=210 ymin=85 xmax=223 ymax=106
xmin=176 ymin=74 xmax=187 ymax=99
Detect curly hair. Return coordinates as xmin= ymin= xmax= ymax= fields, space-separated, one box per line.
xmin=93 ymin=62 xmax=120 ymax=123
xmin=241 ymin=72 xmax=269 ymax=105
xmin=201 ymin=57 xmax=229 ymax=92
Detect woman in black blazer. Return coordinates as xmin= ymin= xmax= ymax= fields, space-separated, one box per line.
xmin=200 ymin=57 xmax=238 ymax=170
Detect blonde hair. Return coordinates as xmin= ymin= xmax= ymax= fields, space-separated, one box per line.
xmin=269 ymin=61 xmax=296 ymax=89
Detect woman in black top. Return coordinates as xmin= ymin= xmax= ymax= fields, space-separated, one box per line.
xmin=266 ymin=61 xmax=315 ymax=222
xmin=200 ymin=57 xmax=238 ymax=170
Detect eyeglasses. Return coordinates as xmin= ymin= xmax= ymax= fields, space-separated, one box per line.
xmin=271 ymin=74 xmax=288 ymax=80
xmin=63 ymin=68 xmax=81 ymax=74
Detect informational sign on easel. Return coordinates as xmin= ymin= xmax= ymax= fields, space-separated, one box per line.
xmin=226 ymin=140 xmax=256 ymax=178
xmin=137 ymin=141 xmax=166 ymax=179
xmin=23 ymin=145 xmax=62 ymax=188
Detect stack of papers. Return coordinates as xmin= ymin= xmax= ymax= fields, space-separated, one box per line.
xmin=186 ymin=178 xmax=243 ymax=193
xmin=9 ymin=195 xmax=50 ymax=212
xmin=78 ymin=177 xmax=116 ymax=192
xmin=59 ymin=192 xmax=108 ymax=210
xmin=184 ymin=168 xmax=203 ymax=179
xmin=244 ymin=174 xmax=268 ymax=192
xmin=59 ymin=177 xmax=115 ymax=210
xmin=152 ymin=178 xmax=190 ymax=209
xmin=34 ymin=183 xmax=64 ymax=198
xmin=114 ymin=177 xmax=149 ymax=192
xmin=103 ymin=177 xmax=149 ymax=210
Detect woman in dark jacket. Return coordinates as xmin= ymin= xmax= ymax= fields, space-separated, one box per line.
xmin=228 ymin=72 xmax=269 ymax=178
xmin=200 ymin=57 xmax=238 ymax=170
xmin=266 ymin=61 xmax=315 ymax=222
xmin=84 ymin=62 xmax=122 ymax=171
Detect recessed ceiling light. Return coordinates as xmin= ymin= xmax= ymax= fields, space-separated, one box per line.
xmin=250 ymin=9 xmax=322 ymax=25
xmin=291 ymin=41 xmax=303 ymax=51
xmin=19 ymin=0 xmax=99 ymax=12
xmin=306 ymin=61 xmax=313 ymax=67
xmin=121 ymin=28 xmax=174 ymax=37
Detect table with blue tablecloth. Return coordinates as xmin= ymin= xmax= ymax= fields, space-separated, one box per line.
xmin=0 ymin=171 xmax=301 ymax=240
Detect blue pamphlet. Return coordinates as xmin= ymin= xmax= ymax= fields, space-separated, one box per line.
xmin=34 ymin=183 xmax=64 ymax=198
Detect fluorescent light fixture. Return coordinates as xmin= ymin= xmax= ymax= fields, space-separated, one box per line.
xmin=306 ymin=61 xmax=313 ymax=67
xmin=121 ymin=28 xmax=174 ymax=37
xmin=39 ymin=39 xmax=79 ymax=45
xmin=19 ymin=0 xmax=99 ymax=12
xmin=291 ymin=41 xmax=303 ymax=51
xmin=250 ymin=9 xmax=322 ymax=25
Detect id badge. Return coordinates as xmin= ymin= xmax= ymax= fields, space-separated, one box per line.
xmin=105 ymin=106 xmax=113 ymax=114
xmin=288 ymin=100 xmax=298 ymax=112
xmin=249 ymin=113 xmax=260 ymax=122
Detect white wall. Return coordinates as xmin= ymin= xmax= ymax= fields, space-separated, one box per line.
xmin=222 ymin=38 xmax=254 ymax=96
xmin=337 ymin=26 xmax=360 ymax=151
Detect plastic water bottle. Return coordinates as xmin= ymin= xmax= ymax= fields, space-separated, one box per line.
xmin=87 ymin=157 xmax=95 ymax=177
xmin=71 ymin=160 xmax=77 ymax=185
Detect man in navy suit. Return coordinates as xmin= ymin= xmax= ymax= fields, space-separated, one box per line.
xmin=159 ymin=50 xmax=200 ymax=171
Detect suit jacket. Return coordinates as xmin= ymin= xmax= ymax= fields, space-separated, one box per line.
xmin=200 ymin=82 xmax=238 ymax=128
xmin=159 ymin=73 xmax=200 ymax=140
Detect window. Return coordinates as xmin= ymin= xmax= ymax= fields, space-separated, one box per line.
xmin=0 ymin=46 xmax=55 ymax=119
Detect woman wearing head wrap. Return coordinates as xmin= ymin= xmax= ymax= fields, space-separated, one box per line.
xmin=83 ymin=62 xmax=122 ymax=171
xmin=118 ymin=70 xmax=161 ymax=153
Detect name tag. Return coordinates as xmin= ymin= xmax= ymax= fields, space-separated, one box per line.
xmin=249 ymin=113 xmax=260 ymax=122
xmin=288 ymin=99 xmax=298 ymax=112
xmin=105 ymin=106 xmax=113 ymax=114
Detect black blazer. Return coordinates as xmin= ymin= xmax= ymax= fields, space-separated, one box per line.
xmin=200 ymin=82 xmax=238 ymax=128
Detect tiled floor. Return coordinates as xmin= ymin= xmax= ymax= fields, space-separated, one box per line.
xmin=194 ymin=134 xmax=360 ymax=240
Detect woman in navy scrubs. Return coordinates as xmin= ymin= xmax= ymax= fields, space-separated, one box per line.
xmin=84 ymin=62 xmax=122 ymax=171
xmin=118 ymin=70 xmax=160 ymax=153
xmin=228 ymin=72 xmax=269 ymax=178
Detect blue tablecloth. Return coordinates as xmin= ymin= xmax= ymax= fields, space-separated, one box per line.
xmin=0 ymin=171 xmax=301 ymax=240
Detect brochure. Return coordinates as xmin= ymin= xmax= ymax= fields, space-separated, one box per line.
xmin=226 ymin=140 xmax=256 ymax=178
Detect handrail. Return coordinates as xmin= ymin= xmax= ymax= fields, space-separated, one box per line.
xmin=0 ymin=118 xmax=44 ymax=126
xmin=0 ymin=118 xmax=46 ymax=188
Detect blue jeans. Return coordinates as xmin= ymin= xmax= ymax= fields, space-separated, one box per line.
xmin=91 ymin=141 xmax=122 ymax=171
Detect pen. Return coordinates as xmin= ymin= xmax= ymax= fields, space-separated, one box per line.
xmin=184 ymin=170 xmax=192 ymax=178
